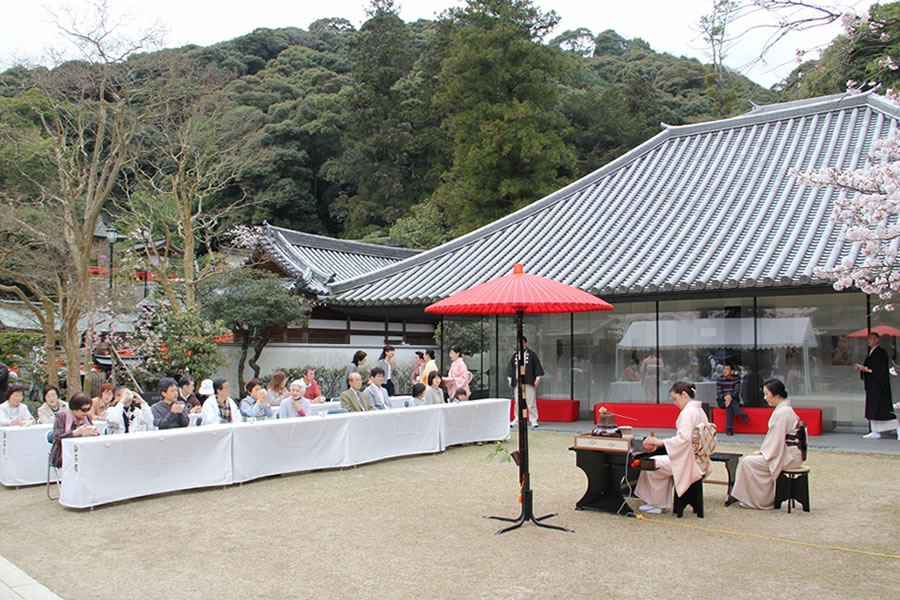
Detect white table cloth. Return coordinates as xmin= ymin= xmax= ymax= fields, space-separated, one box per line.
xmin=59 ymin=424 xmax=233 ymax=508
xmin=440 ymin=399 xmax=510 ymax=447
xmin=0 ymin=424 xmax=52 ymax=487
xmin=345 ymin=404 xmax=443 ymax=465
xmin=232 ymin=414 xmax=351 ymax=483
xmin=56 ymin=398 xmax=511 ymax=507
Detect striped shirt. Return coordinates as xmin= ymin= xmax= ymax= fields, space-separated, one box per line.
xmin=715 ymin=375 xmax=741 ymax=403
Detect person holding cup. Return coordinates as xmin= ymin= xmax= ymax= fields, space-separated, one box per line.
xmin=151 ymin=377 xmax=189 ymax=429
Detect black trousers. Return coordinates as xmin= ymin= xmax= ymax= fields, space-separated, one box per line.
xmin=384 ymin=380 xmax=395 ymax=397
xmin=717 ymin=399 xmax=747 ymax=431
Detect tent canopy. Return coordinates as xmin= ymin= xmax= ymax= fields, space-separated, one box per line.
xmin=616 ymin=318 xmax=818 ymax=351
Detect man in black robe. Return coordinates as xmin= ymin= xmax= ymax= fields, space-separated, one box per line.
xmin=856 ymin=332 xmax=899 ymax=439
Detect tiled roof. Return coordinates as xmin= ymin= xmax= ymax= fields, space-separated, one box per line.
xmin=329 ymin=92 xmax=900 ymax=306
xmin=258 ymin=224 xmax=420 ymax=295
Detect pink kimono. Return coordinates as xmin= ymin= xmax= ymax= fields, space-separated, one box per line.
xmin=636 ymin=401 xmax=709 ymax=511
xmin=731 ymin=400 xmax=803 ymax=509
xmin=444 ymin=358 xmax=472 ymax=399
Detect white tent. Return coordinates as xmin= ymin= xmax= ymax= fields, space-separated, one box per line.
xmin=616 ymin=318 xmax=818 ymax=393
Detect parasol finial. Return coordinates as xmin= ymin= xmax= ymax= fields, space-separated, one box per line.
xmin=513 ymin=263 xmax=524 ymax=274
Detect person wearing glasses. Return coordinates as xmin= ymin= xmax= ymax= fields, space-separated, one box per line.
xmin=50 ymin=392 xmax=100 ymax=468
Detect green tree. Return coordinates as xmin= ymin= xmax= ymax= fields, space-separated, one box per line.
xmin=129 ymin=305 xmax=228 ymax=383
xmin=198 ymin=270 xmax=311 ymax=391
xmin=431 ymin=0 xmax=577 ymax=235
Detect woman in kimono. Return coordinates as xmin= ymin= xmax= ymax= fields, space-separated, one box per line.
xmin=635 ymin=381 xmax=711 ymax=513
xmin=443 ymin=345 xmax=472 ymax=400
xmin=728 ymin=378 xmax=803 ymax=509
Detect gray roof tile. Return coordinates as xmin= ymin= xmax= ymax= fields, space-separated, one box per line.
xmin=329 ymin=92 xmax=900 ymax=305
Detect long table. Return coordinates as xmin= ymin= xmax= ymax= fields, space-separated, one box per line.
xmin=58 ymin=399 xmax=510 ymax=508
xmin=0 ymin=424 xmax=53 ymax=487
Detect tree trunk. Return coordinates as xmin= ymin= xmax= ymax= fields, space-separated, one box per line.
xmin=42 ymin=321 xmax=58 ymax=389
xmin=248 ymin=329 xmax=271 ymax=382
xmin=237 ymin=334 xmax=251 ymax=395
xmin=183 ymin=203 xmax=196 ymax=309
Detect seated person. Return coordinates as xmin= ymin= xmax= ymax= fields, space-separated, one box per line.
xmin=278 ymin=379 xmax=311 ymax=419
xmin=201 ymin=378 xmax=243 ymax=425
xmin=0 ymin=384 xmax=34 ymax=426
xmin=0 ymin=384 xmax=34 ymax=427
xmin=423 ymin=372 xmax=445 ymax=405
xmin=178 ymin=376 xmax=203 ymax=413
xmin=411 ymin=382 xmax=426 ymax=406
xmin=37 ymin=384 xmax=67 ymax=424
xmin=151 ymin=377 xmax=190 ymax=430
xmin=340 ymin=372 xmax=372 ymax=412
xmin=728 ymin=378 xmax=804 ymax=509
xmin=266 ymin=371 xmax=290 ymax=407
xmin=365 ymin=367 xmax=391 ymax=410
xmin=106 ymin=386 xmax=154 ymax=434
xmin=50 ymin=392 xmax=100 ymax=468
xmin=300 ymin=366 xmax=325 ymax=404
xmin=623 ymin=358 xmax=641 ymax=382
xmin=635 ymin=381 xmax=712 ymax=513
xmin=240 ymin=378 xmax=275 ymax=420
xmin=452 ymin=389 xmax=468 ymax=403
xmin=89 ymin=383 xmax=115 ymax=421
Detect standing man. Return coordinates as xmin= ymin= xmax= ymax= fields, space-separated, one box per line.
xmin=340 ymin=372 xmax=373 ymax=412
xmin=716 ymin=362 xmax=748 ymax=435
xmin=506 ymin=336 xmax=544 ymax=428
xmin=855 ymin=332 xmax=900 ymax=439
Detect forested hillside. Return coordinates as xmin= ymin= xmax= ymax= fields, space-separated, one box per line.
xmin=3 ymin=0 xmax=848 ymax=253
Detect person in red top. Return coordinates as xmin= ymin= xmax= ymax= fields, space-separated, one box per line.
xmin=300 ymin=366 xmax=325 ymax=404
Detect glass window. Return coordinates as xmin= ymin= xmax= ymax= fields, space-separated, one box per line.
xmin=756 ymin=293 xmax=867 ymax=427
xmin=656 ymin=297 xmax=755 ymax=407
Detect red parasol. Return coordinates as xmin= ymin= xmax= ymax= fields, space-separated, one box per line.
xmin=426 ymin=264 xmax=613 ymax=534
xmin=846 ymin=324 xmax=900 ymax=338
xmin=425 ymin=264 xmax=613 ymax=315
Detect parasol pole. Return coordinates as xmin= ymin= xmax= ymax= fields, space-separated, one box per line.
xmin=488 ymin=309 xmax=572 ymax=534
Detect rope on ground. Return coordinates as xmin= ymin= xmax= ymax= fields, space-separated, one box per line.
xmin=634 ymin=514 xmax=900 ymax=560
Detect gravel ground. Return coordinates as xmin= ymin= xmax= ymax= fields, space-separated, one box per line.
xmin=0 ymin=431 xmax=897 ymax=599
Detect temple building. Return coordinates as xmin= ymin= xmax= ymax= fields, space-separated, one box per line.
xmin=253 ymin=92 xmax=900 ymax=430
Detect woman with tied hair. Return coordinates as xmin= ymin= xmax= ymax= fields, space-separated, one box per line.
xmin=635 ymin=381 xmax=712 ymax=514
xmin=344 ymin=350 xmax=367 ymax=390
xmin=728 ymin=378 xmax=804 ymax=509
xmin=50 ymin=392 xmax=99 ymax=468
xmin=443 ymin=345 xmax=472 ymax=400
xmin=375 ymin=346 xmax=398 ymax=397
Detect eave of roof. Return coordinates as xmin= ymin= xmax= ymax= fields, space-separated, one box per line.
xmin=326 ymin=91 xmax=899 ymax=306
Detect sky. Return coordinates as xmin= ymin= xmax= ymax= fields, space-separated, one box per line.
xmin=0 ymin=0 xmax=878 ymax=88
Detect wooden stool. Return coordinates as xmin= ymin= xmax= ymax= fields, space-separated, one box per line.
xmin=673 ymin=479 xmax=704 ymax=518
xmin=774 ymin=465 xmax=810 ymax=513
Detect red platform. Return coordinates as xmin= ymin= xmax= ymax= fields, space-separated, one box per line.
xmin=712 ymin=407 xmax=822 ymax=436
xmin=508 ymin=399 xmax=581 ymax=422
xmin=593 ymin=403 xmax=683 ymax=429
